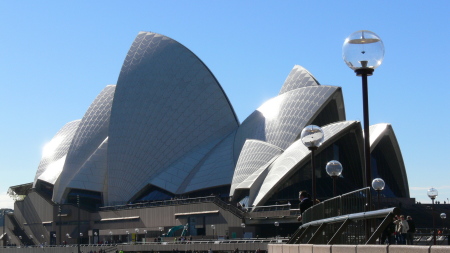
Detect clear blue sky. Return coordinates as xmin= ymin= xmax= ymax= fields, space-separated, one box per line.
xmin=1 ymin=1 xmax=449 ymax=208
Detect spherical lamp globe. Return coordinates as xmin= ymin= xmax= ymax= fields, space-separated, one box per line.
xmin=343 ymin=30 xmax=384 ymax=71
xmin=372 ymin=178 xmax=385 ymax=191
xmin=326 ymin=160 xmax=343 ymax=177
xmin=300 ymin=125 xmax=324 ymax=149
xmin=428 ymin=188 xmax=439 ymax=200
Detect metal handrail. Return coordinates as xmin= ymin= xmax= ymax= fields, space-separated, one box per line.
xmin=301 ymin=207 xmax=399 ymax=228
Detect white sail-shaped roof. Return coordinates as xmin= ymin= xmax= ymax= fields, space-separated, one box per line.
xmin=252 ymin=121 xmax=360 ymax=206
xmin=53 ymin=85 xmax=115 ymax=203
xmin=230 ymin=140 xmax=283 ymax=196
xmin=106 ymin=32 xmax=239 ymax=205
xmin=278 ymin=65 xmax=321 ymax=95
xmin=33 ymin=120 xmax=80 ymax=186
xmin=370 ymin=123 xmax=409 ymax=197
xmin=234 ymin=85 xmax=344 ymax=162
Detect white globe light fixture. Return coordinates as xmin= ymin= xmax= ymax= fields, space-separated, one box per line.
xmin=343 ymin=30 xmax=384 ymax=71
xmin=372 ymin=178 xmax=385 ymax=191
xmin=326 ymin=160 xmax=343 ymax=177
xmin=300 ymin=125 xmax=325 ymax=149
xmin=326 ymin=160 xmax=343 ymax=197
xmin=301 ymin=125 xmax=324 ymax=204
xmin=428 ymin=188 xmax=438 ymax=200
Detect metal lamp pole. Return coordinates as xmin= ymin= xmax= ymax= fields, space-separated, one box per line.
xmin=428 ymin=188 xmax=438 ymax=245
xmin=300 ymin=125 xmax=325 ymax=204
xmin=58 ymin=204 xmax=62 ymax=245
xmin=2 ymin=210 xmax=5 ymax=247
xmin=326 ymin=160 xmax=343 ymax=197
xmin=343 ymin=30 xmax=384 ymax=190
xmin=440 ymin=213 xmax=448 ymax=245
xmin=274 ymin=222 xmax=279 ymax=240
xmin=77 ymin=195 xmax=81 ymax=253
xmin=343 ymin=30 xmax=384 ymax=241
xmin=135 ymin=228 xmax=139 ymax=243
xmin=241 ymin=223 xmax=245 ymax=239
xmin=372 ymin=178 xmax=385 ymax=209
xmin=211 ymin=225 xmax=215 ymax=240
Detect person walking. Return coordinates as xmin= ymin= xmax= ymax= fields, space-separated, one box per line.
xmin=406 ymin=216 xmax=416 ymax=245
xmin=397 ymin=215 xmax=409 ymax=244
xmin=297 ymin=191 xmax=313 ymax=222
xmin=381 ymin=217 xmax=396 ymax=244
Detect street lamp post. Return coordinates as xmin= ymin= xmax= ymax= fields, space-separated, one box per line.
xmin=135 ymin=228 xmax=139 ymax=243
xmin=428 ymin=187 xmax=438 ymax=245
xmin=325 ymin=160 xmax=343 ymax=197
xmin=144 ymin=230 xmax=147 ymax=243
xmin=2 ymin=209 xmax=5 ymax=247
xmin=300 ymin=125 xmax=325 ymax=204
xmin=274 ymin=222 xmax=279 ymax=240
xmin=159 ymin=227 xmax=163 ymax=240
xmin=77 ymin=195 xmax=81 ymax=253
xmin=241 ymin=223 xmax=246 ymax=239
xmin=343 ymin=30 xmax=384 ymax=242
xmin=184 ymin=224 xmax=188 ymax=237
xmin=343 ymin=30 xmax=384 ymax=190
xmin=372 ymin=178 xmax=385 ymax=209
xmin=126 ymin=231 xmax=130 ymax=244
xmin=211 ymin=225 xmax=215 ymax=240
xmin=58 ymin=204 xmax=62 ymax=245
xmin=440 ymin=213 xmax=446 ymax=239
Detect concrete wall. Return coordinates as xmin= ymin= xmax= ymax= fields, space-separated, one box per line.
xmin=269 ymin=244 xmax=450 ymax=253
xmin=8 ymin=194 xmax=245 ymax=246
xmin=0 ymin=241 xmax=268 ymax=253
xmin=1 ymin=243 xmax=450 ymax=253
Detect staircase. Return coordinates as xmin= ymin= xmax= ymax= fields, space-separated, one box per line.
xmin=6 ymin=213 xmax=35 ymax=246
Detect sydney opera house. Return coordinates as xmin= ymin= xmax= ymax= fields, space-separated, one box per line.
xmin=3 ymin=32 xmax=408 ymax=245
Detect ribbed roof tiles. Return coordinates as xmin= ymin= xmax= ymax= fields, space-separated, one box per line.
xmin=53 ymin=85 xmax=115 ymax=203
xmin=33 ymin=120 xmax=81 ymax=187
xmin=106 ymin=32 xmax=238 ymax=204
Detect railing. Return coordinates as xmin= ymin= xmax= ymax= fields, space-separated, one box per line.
xmin=288 ymin=187 xmax=402 ymax=245
xmin=98 ymin=196 xmax=247 ymax=219
xmin=0 ymin=238 xmax=286 ymax=249
xmin=99 ymin=196 xmax=218 ymax=211
xmin=302 ymin=187 xmax=371 ymax=224
xmin=211 ymin=197 xmax=245 ymax=219
xmin=250 ymin=204 xmax=291 ymax=212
